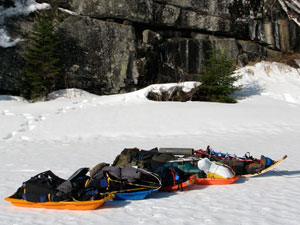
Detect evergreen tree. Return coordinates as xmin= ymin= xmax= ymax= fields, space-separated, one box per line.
xmin=196 ymin=47 xmax=241 ymax=103
xmin=22 ymin=11 xmax=62 ymax=101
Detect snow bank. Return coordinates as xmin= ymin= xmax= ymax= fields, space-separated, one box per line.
xmin=47 ymin=82 xmax=201 ymax=103
xmin=0 ymin=95 xmax=27 ymax=102
xmin=48 ymin=89 xmax=98 ymax=100
xmin=235 ymin=61 xmax=300 ymax=104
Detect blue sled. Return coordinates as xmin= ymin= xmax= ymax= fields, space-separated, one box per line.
xmin=114 ymin=189 xmax=154 ymax=200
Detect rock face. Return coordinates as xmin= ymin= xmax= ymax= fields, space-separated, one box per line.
xmin=59 ymin=16 xmax=139 ymax=94
xmin=1 ymin=0 xmax=299 ymax=95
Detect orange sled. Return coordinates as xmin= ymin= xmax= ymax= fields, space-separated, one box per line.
xmin=160 ymin=174 xmax=198 ymax=191
xmin=196 ymin=176 xmax=239 ymax=185
xmin=4 ymin=194 xmax=114 ymax=210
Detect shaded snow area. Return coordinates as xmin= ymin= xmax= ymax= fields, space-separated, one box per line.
xmin=0 ymin=62 xmax=300 ymax=225
xmin=235 ymin=61 xmax=300 ymax=104
xmin=0 ymin=0 xmax=49 ymax=48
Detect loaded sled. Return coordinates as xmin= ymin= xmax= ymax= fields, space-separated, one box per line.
xmin=112 ymin=146 xmax=287 ymax=186
xmin=194 ymin=146 xmax=287 ymax=177
xmin=5 ymin=168 xmax=113 ymax=210
xmin=112 ymin=147 xmax=239 ymax=189
xmin=5 ymin=165 xmax=161 ymax=210
xmin=5 ymin=145 xmax=287 ymax=210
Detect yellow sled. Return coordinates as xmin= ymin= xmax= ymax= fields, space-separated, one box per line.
xmin=5 ymin=194 xmax=114 ymax=210
xmin=240 ymin=155 xmax=287 ymax=178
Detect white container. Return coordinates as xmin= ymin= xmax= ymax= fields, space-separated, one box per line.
xmin=197 ymin=158 xmax=234 ymax=178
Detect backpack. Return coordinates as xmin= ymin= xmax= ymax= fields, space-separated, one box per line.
xmin=112 ymin=148 xmax=173 ymax=170
xmin=112 ymin=148 xmax=141 ymax=167
xmin=146 ymin=153 xmax=176 ymax=171
xmin=15 ymin=168 xmax=91 ymax=202
xmin=55 ymin=168 xmax=90 ymax=201
xmin=153 ymin=166 xmax=190 ymax=187
xmin=86 ymin=166 xmax=162 ymax=194
xmin=15 ymin=170 xmax=65 ymax=202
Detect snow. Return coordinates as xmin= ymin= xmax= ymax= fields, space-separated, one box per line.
xmin=235 ymin=61 xmax=300 ymax=104
xmin=0 ymin=0 xmax=49 ymax=48
xmin=0 ymin=27 xmax=21 ymax=48
xmin=0 ymin=62 xmax=300 ymax=224
xmin=58 ymin=7 xmax=77 ymax=16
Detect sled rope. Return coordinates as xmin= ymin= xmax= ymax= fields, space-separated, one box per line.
xmin=105 ymin=171 xmax=161 ymax=192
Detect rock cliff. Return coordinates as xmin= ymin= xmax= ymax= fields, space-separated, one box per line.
xmin=0 ymin=0 xmax=299 ymax=95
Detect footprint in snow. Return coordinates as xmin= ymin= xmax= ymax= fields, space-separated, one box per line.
xmin=204 ymin=218 xmax=212 ymax=224
xmin=23 ymin=114 xmax=34 ymax=120
xmin=21 ymin=120 xmax=33 ymax=127
xmin=34 ymin=115 xmax=46 ymax=121
xmin=28 ymin=125 xmax=36 ymax=131
xmin=19 ymin=114 xmax=46 ymax=133
xmin=21 ymin=136 xmax=30 ymax=141
xmin=3 ymin=131 xmax=17 ymax=140
xmin=284 ymin=93 xmax=297 ymax=104
xmin=2 ymin=110 xmax=15 ymax=116
xmin=18 ymin=127 xmax=27 ymax=132
xmin=56 ymin=108 xmax=67 ymax=114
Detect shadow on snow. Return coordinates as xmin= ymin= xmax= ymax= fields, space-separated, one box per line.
xmin=235 ymin=81 xmax=265 ymax=100
xmin=253 ymin=170 xmax=300 ymax=178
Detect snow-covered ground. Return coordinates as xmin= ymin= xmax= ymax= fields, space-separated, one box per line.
xmin=0 ymin=61 xmax=300 ymax=225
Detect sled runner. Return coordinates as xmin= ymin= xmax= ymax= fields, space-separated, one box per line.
xmin=160 ymin=174 xmax=198 ymax=191
xmin=239 ymin=155 xmax=287 ymax=178
xmin=4 ymin=194 xmax=114 ymax=210
xmin=196 ymin=176 xmax=239 ymax=185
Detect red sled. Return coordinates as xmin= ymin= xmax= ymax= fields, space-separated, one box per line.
xmin=196 ymin=176 xmax=239 ymax=185
xmin=160 ymin=174 xmax=198 ymax=191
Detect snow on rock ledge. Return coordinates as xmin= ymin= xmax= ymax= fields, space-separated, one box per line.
xmin=0 ymin=28 xmax=20 ymax=47
xmin=145 ymin=82 xmax=201 ymax=102
xmin=0 ymin=0 xmax=49 ymax=48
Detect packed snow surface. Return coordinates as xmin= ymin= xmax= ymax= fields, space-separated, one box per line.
xmin=1 ymin=61 xmax=300 ymax=225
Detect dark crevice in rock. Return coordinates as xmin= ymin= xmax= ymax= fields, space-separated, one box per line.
xmin=87 ymin=15 xmax=236 ymax=40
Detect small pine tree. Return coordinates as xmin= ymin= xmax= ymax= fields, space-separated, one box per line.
xmin=196 ymin=47 xmax=241 ymax=103
xmin=22 ymin=11 xmax=62 ymax=101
